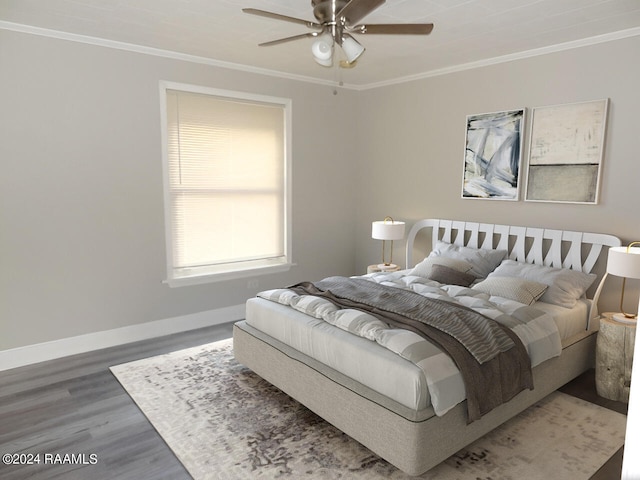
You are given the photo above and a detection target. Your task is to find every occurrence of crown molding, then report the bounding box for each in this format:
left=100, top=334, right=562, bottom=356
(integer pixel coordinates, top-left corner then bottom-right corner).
left=0, top=21, right=346, bottom=89
left=359, top=26, right=640, bottom=90
left=2, top=21, right=639, bottom=91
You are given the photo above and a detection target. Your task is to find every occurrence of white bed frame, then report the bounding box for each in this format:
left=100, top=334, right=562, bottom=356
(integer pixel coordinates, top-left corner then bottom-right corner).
left=234, top=219, right=620, bottom=476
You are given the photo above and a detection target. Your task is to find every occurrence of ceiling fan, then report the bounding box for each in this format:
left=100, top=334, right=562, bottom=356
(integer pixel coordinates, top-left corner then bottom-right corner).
left=243, top=0, right=434, bottom=68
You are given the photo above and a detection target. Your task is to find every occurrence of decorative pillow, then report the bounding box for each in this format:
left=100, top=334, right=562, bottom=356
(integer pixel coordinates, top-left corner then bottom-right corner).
left=409, top=256, right=474, bottom=279
left=429, top=241, right=507, bottom=278
left=473, top=276, right=548, bottom=305
left=490, top=260, right=596, bottom=308
left=428, top=264, right=477, bottom=287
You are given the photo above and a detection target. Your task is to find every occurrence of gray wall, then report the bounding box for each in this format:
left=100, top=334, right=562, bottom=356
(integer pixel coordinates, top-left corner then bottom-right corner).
left=355, top=35, right=640, bottom=312
left=1, top=28, right=638, bottom=353
left=0, top=29, right=358, bottom=351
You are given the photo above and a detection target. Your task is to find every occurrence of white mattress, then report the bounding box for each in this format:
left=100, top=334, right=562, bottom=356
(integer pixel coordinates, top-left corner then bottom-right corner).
left=245, top=294, right=589, bottom=413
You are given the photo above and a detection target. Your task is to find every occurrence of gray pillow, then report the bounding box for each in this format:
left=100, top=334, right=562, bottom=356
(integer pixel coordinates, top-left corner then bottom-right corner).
left=428, top=264, right=476, bottom=287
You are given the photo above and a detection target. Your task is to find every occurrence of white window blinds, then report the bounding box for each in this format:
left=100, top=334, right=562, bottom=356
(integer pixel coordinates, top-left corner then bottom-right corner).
left=163, top=86, right=291, bottom=284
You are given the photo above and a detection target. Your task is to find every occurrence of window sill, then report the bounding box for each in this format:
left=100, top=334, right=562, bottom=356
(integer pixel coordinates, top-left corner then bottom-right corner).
left=164, top=262, right=294, bottom=288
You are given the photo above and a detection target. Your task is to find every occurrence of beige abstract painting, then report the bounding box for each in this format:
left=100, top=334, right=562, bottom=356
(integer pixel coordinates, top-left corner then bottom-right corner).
left=526, top=99, right=608, bottom=204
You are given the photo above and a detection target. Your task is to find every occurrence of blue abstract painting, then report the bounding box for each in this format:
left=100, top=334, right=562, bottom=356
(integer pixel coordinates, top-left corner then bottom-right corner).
left=462, top=109, right=525, bottom=200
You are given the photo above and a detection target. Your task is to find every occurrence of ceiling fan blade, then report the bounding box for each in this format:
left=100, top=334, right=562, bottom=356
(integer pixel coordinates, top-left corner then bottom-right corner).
left=337, top=0, right=386, bottom=26
left=351, top=23, right=434, bottom=35
left=243, top=8, right=321, bottom=29
left=258, top=32, right=320, bottom=47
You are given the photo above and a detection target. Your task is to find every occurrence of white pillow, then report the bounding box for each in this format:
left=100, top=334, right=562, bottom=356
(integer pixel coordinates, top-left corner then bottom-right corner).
left=409, top=256, right=474, bottom=279
left=473, top=276, right=548, bottom=306
left=429, top=241, right=507, bottom=278
left=490, top=260, right=596, bottom=308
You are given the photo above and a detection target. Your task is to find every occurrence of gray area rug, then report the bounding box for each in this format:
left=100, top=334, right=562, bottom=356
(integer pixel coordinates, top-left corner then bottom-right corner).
left=111, top=338, right=626, bottom=479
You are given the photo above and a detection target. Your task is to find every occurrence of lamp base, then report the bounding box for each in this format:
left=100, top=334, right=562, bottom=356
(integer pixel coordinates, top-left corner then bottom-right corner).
left=612, top=313, right=638, bottom=325
left=377, top=263, right=399, bottom=271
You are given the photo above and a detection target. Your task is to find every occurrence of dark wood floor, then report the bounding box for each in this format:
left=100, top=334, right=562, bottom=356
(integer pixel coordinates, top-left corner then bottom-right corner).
left=0, top=322, right=628, bottom=479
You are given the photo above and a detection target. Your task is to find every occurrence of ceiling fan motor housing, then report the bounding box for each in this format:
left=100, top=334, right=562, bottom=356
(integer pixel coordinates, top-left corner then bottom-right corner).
left=312, top=0, right=349, bottom=24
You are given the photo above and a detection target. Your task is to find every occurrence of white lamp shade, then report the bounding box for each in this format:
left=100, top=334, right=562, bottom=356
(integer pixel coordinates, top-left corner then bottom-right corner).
left=607, top=246, right=640, bottom=279
left=341, top=34, right=365, bottom=63
left=311, top=37, right=333, bottom=67
left=372, top=220, right=405, bottom=240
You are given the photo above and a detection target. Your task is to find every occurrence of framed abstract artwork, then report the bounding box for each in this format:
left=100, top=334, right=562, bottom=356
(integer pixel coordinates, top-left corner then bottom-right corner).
left=525, top=99, right=609, bottom=204
left=462, top=109, right=525, bottom=200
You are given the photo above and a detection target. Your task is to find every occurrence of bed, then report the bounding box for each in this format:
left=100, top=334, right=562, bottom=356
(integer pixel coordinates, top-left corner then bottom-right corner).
left=233, top=219, right=621, bottom=476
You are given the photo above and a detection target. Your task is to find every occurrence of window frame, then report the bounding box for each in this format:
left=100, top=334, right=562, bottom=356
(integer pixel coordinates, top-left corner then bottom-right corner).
left=159, top=81, right=293, bottom=287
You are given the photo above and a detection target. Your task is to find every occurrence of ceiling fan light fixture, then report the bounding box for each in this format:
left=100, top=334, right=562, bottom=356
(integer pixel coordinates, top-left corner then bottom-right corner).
left=340, top=34, right=365, bottom=63
left=244, top=2, right=434, bottom=70
left=311, top=36, right=334, bottom=67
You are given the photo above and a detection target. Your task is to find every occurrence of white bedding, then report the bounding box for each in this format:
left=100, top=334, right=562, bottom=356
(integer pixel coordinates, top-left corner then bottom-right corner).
left=246, top=297, right=431, bottom=411
left=532, top=298, right=590, bottom=339
left=248, top=271, right=588, bottom=416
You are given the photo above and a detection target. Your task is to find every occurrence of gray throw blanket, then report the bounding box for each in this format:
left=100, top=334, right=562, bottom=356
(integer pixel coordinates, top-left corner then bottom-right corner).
left=290, top=276, right=533, bottom=423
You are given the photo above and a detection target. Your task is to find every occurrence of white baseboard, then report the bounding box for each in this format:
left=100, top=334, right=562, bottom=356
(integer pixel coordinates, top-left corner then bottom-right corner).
left=0, top=304, right=245, bottom=372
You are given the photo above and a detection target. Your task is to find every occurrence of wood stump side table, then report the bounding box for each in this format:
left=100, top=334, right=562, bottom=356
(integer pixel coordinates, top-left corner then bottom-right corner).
left=595, top=312, right=636, bottom=402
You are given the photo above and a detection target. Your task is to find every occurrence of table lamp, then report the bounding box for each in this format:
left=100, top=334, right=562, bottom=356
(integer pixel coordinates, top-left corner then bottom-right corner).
left=371, top=216, right=405, bottom=271
left=607, top=242, right=640, bottom=324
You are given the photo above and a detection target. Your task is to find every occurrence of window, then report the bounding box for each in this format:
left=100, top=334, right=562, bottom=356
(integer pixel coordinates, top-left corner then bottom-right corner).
left=160, top=82, right=292, bottom=286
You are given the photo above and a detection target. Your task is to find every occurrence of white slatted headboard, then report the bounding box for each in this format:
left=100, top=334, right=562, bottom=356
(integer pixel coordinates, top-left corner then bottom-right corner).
left=406, top=219, right=621, bottom=327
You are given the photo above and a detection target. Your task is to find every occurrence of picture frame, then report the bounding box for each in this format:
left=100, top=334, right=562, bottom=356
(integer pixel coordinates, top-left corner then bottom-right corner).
left=525, top=99, right=609, bottom=204
left=462, top=108, right=525, bottom=201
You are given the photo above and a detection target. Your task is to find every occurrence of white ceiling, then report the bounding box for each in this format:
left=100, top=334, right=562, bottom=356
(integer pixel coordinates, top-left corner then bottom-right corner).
left=1, top=0, right=639, bottom=88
